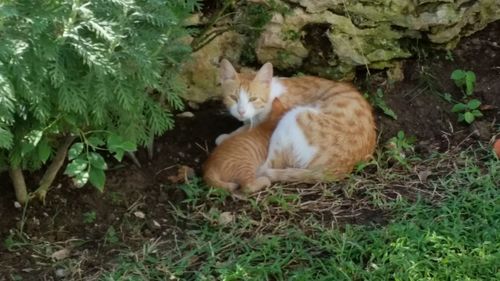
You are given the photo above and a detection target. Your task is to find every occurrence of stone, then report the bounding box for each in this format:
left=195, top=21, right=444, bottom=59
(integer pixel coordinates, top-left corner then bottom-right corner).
left=179, top=31, right=244, bottom=103
left=255, top=10, right=309, bottom=69
left=176, top=111, right=195, bottom=118
left=179, top=0, right=500, bottom=101
left=253, top=0, right=500, bottom=78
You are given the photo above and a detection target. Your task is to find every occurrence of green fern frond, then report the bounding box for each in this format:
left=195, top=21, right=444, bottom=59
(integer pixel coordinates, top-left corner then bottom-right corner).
left=1, top=0, right=196, bottom=170
left=85, top=19, right=119, bottom=43
left=0, top=127, right=14, bottom=149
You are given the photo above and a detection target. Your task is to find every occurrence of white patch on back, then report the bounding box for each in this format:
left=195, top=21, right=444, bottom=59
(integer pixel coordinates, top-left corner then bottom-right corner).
left=270, top=78, right=285, bottom=99
left=249, top=78, right=286, bottom=124
left=266, top=106, right=319, bottom=168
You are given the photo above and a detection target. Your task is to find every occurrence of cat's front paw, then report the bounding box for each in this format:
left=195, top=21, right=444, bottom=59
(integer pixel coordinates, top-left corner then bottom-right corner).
left=215, top=134, right=229, bottom=145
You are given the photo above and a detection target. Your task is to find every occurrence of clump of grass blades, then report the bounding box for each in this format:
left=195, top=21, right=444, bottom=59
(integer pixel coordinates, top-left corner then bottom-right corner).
left=101, top=146, right=499, bottom=281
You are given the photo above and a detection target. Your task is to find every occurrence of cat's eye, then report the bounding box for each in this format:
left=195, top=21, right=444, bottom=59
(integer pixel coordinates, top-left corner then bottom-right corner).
left=230, top=94, right=238, bottom=100
left=249, top=97, right=259, bottom=102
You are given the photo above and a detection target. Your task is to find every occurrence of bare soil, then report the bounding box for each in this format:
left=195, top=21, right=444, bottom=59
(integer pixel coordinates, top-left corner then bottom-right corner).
left=0, top=21, right=499, bottom=281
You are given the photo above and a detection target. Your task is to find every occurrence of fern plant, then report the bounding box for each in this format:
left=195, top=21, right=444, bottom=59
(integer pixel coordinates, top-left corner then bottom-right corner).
left=0, top=0, right=199, bottom=203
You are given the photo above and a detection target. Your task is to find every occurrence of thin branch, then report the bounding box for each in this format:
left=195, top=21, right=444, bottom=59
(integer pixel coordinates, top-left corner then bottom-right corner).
left=192, top=27, right=233, bottom=52
left=9, top=167, right=28, bottom=205
left=33, top=135, right=76, bottom=203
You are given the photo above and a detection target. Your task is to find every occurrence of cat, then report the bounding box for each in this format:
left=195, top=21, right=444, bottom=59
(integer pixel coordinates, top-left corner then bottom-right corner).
left=218, top=59, right=376, bottom=183
left=203, top=98, right=287, bottom=193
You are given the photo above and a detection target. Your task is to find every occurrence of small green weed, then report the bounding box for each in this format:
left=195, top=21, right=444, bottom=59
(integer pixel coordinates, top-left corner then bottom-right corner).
left=385, top=131, right=417, bottom=168
left=104, top=226, right=119, bottom=245
left=3, top=232, right=29, bottom=252
left=109, top=191, right=125, bottom=205
left=177, top=177, right=207, bottom=206
left=83, top=211, right=97, bottom=224
left=449, top=69, right=482, bottom=124
left=451, top=69, right=476, bottom=96
left=365, top=88, right=397, bottom=120
left=445, top=50, right=454, bottom=61
left=263, top=188, right=300, bottom=213
left=282, top=29, right=301, bottom=41
left=451, top=99, right=483, bottom=124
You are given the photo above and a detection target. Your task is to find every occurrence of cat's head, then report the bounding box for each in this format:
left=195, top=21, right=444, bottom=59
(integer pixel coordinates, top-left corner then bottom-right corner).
left=219, top=59, right=273, bottom=122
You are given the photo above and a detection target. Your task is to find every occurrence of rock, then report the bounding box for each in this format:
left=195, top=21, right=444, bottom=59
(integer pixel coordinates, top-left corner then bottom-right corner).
left=179, top=0, right=500, bottom=101
left=255, top=11, right=309, bottom=69
left=183, top=13, right=201, bottom=26
left=179, top=31, right=244, bottom=103
left=253, top=0, right=500, bottom=79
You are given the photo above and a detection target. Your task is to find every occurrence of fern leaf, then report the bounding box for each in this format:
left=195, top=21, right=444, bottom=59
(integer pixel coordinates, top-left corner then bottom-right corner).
left=0, top=126, right=13, bottom=149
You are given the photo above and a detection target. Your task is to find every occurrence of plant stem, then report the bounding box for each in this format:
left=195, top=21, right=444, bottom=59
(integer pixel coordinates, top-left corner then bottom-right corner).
left=9, top=167, right=28, bottom=205
left=147, top=133, right=155, bottom=160
left=191, top=0, right=233, bottom=51
left=33, top=135, right=76, bottom=203
left=127, top=152, right=142, bottom=168
left=192, top=27, right=233, bottom=52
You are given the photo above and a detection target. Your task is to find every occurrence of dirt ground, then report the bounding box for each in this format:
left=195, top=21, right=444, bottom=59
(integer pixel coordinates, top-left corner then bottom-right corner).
left=0, top=21, right=499, bottom=280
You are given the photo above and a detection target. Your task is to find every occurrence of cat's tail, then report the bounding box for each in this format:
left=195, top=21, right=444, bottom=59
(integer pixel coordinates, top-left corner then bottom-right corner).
left=262, top=168, right=343, bottom=183
left=203, top=172, right=239, bottom=192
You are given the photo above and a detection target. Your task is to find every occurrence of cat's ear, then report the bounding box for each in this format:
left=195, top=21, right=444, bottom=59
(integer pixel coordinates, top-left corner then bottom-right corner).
left=254, top=62, right=273, bottom=84
left=219, top=59, right=238, bottom=84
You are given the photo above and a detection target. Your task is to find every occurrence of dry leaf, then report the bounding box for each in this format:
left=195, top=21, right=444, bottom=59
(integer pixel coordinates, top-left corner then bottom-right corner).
left=480, top=104, right=497, bottom=111
left=21, top=268, right=35, bottom=273
left=417, top=170, right=432, bottom=183
left=51, top=248, right=70, bottom=261
left=168, top=165, right=195, bottom=183
left=218, top=212, right=234, bottom=226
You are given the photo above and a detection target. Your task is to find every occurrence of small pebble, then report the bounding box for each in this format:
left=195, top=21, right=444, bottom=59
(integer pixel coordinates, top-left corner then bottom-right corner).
left=177, top=111, right=195, bottom=118
left=134, top=211, right=146, bottom=219
left=152, top=220, right=161, bottom=229
left=55, top=268, right=66, bottom=278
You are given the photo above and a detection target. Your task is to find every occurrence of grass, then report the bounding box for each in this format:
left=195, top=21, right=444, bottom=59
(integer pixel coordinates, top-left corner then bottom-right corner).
left=99, top=146, right=499, bottom=281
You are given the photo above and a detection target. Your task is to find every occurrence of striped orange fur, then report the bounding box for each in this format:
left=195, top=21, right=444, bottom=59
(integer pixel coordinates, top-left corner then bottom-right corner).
left=203, top=98, right=287, bottom=193
left=218, top=60, right=377, bottom=186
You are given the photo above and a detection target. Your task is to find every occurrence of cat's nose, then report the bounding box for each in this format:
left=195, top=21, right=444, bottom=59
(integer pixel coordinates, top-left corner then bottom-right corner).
left=238, top=109, right=246, bottom=116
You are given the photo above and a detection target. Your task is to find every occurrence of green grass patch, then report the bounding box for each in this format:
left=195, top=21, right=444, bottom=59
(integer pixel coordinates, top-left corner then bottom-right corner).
left=101, top=149, right=499, bottom=281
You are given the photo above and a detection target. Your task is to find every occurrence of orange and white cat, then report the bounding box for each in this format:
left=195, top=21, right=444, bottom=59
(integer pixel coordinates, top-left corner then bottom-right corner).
left=203, top=98, right=287, bottom=193
left=218, top=59, right=376, bottom=184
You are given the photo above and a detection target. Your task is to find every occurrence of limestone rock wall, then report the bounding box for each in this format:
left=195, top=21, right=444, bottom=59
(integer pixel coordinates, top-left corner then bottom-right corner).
left=180, top=0, right=500, bottom=102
